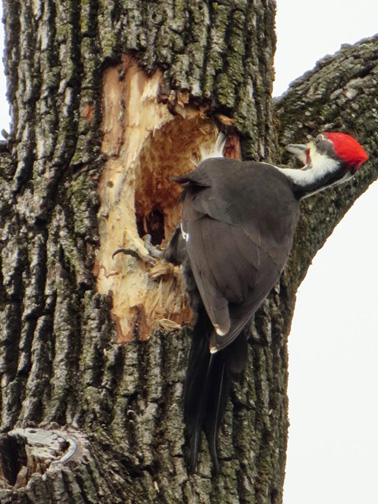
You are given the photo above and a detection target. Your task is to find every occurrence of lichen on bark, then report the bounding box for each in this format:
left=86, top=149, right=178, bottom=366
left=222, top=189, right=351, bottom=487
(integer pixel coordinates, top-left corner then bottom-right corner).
left=0, top=0, right=377, bottom=502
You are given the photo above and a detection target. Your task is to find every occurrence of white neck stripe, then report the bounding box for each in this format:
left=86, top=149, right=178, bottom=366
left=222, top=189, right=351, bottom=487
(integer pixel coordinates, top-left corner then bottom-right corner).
left=277, top=154, right=339, bottom=188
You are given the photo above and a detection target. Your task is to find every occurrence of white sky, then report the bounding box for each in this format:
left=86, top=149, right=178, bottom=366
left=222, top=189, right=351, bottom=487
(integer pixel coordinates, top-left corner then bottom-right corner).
left=0, top=2, right=377, bottom=503
left=275, top=1, right=378, bottom=503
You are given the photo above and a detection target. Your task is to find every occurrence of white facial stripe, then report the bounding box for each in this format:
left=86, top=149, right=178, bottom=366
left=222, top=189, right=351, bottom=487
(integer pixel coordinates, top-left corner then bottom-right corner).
left=277, top=144, right=340, bottom=189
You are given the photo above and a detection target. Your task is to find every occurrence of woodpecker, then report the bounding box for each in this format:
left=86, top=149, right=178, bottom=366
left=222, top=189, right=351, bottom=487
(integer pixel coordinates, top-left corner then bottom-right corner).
left=164, top=132, right=368, bottom=473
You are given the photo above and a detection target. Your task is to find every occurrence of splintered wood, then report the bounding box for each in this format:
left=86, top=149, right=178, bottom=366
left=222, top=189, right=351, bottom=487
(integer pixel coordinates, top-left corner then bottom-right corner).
left=96, top=55, right=219, bottom=342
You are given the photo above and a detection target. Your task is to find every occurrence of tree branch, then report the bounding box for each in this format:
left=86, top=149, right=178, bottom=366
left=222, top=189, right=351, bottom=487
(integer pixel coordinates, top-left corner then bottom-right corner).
left=275, top=35, right=378, bottom=286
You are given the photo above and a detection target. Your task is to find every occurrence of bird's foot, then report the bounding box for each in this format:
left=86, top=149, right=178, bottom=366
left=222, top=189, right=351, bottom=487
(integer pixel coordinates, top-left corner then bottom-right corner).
left=143, top=234, right=164, bottom=260
left=112, top=235, right=163, bottom=266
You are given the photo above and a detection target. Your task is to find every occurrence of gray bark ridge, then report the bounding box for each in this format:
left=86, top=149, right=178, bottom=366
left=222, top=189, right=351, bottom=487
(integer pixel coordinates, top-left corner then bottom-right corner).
left=275, top=35, right=378, bottom=288
left=0, top=0, right=376, bottom=501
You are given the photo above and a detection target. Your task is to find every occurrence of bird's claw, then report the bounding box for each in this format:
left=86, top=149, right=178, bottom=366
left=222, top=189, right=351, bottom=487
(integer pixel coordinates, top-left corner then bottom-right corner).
left=143, top=234, right=164, bottom=260
left=112, top=248, right=143, bottom=260
left=112, top=235, right=163, bottom=266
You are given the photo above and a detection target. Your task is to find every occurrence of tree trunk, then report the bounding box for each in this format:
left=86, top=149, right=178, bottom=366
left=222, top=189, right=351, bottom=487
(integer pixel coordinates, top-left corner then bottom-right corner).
left=0, top=0, right=376, bottom=502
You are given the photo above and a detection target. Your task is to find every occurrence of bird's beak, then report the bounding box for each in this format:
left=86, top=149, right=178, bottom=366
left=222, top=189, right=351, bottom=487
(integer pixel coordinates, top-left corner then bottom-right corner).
left=286, top=143, right=309, bottom=166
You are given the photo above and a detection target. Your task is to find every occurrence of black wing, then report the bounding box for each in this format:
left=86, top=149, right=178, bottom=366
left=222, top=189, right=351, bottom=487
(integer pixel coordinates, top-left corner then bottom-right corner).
left=175, top=158, right=299, bottom=352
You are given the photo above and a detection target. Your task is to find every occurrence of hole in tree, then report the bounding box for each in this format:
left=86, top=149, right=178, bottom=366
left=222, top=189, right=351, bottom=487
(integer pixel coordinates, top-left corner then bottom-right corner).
left=134, top=116, right=220, bottom=254
left=136, top=207, right=165, bottom=246
left=0, top=434, right=27, bottom=486
left=97, top=58, right=222, bottom=342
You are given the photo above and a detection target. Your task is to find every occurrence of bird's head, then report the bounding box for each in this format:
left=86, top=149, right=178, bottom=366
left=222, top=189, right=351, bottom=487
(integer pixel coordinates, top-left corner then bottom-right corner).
left=286, top=132, right=369, bottom=197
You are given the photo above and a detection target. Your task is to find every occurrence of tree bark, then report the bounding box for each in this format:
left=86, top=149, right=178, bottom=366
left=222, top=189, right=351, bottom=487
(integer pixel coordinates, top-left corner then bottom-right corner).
left=276, top=36, right=378, bottom=285
left=0, top=0, right=376, bottom=502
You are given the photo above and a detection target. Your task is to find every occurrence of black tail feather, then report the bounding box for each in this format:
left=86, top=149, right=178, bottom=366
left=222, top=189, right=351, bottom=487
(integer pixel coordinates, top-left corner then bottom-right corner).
left=203, top=354, right=228, bottom=474
left=184, top=310, right=248, bottom=473
left=183, top=309, right=212, bottom=472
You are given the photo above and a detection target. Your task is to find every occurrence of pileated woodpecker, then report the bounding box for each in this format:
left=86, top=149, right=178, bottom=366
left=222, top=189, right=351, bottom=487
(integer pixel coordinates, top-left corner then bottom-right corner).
left=164, top=132, right=368, bottom=473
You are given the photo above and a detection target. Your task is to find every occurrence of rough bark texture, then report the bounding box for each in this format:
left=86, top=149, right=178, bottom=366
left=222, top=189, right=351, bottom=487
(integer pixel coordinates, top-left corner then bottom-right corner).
left=0, top=0, right=376, bottom=502
left=276, top=37, right=378, bottom=286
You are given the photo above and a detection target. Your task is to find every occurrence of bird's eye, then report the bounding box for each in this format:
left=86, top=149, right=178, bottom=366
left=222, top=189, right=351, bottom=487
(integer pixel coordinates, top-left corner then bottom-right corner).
left=315, top=134, right=325, bottom=144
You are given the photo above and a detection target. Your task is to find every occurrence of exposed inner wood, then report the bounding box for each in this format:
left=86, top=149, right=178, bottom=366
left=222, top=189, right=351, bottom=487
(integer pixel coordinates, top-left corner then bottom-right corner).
left=96, top=55, right=223, bottom=342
